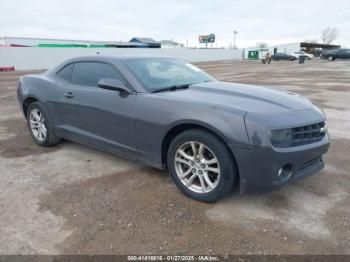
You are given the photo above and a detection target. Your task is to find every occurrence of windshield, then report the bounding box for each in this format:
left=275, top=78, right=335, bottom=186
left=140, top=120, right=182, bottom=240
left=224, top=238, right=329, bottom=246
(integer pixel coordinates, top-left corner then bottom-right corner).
left=125, top=58, right=215, bottom=92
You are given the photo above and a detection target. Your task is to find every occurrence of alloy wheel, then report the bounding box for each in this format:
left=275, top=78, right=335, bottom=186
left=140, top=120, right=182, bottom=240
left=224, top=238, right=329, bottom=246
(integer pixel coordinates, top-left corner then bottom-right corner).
left=29, top=108, right=47, bottom=142
left=174, top=141, right=220, bottom=194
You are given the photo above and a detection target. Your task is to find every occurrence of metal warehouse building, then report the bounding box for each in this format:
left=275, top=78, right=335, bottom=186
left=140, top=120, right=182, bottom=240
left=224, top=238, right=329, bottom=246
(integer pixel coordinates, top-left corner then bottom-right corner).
left=0, top=36, right=160, bottom=48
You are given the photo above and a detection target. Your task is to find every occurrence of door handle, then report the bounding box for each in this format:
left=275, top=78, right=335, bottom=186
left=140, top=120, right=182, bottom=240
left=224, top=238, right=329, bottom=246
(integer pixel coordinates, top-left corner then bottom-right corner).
left=64, top=92, right=74, bottom=99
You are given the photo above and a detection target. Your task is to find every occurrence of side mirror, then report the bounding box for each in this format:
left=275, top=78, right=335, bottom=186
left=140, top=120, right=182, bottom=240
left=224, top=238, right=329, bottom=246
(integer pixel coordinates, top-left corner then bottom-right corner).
left=97, top=78, right=132, bottom=94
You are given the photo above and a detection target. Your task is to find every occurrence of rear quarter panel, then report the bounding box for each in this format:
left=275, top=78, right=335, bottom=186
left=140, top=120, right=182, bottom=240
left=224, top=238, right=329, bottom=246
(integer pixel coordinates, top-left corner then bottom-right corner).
left=20, top=74, right=64, bottom=122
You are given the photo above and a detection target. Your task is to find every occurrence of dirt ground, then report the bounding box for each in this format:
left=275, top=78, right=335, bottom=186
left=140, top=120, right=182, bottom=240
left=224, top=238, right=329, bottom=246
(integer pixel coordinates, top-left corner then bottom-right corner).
left=0, top=59, right=349, bottom=255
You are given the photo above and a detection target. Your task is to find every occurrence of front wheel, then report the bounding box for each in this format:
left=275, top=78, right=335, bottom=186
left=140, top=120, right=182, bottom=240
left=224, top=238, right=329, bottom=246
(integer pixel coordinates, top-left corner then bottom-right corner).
left=328, top=56, right=334, bottom=61
left=167, top=129, right=237, bottom=202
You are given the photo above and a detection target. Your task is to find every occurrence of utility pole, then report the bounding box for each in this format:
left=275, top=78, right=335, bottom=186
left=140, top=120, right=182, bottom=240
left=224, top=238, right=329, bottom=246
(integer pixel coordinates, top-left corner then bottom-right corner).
left=233, top=30, right=238, bottom=49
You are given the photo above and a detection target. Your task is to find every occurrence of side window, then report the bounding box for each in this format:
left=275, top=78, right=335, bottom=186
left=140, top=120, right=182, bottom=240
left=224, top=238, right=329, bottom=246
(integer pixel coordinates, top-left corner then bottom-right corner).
left=56, top=63, right=74, bottom=82
left=71, top=62, right=124, bottom=87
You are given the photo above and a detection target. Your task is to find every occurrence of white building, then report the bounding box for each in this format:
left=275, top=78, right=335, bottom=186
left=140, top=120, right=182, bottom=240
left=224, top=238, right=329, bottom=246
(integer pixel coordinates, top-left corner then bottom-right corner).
left=159, top=40, right=185, bottom=48
left=244, top=42, right=301, bottom=59
left=243, top=42, right=341, bottom=59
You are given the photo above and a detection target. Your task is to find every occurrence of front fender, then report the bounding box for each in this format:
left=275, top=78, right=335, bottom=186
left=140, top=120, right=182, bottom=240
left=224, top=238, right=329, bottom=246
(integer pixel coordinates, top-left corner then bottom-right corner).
left=135, top=94, right=250, bottom=167
left=164, top=109, right=250, bottom=149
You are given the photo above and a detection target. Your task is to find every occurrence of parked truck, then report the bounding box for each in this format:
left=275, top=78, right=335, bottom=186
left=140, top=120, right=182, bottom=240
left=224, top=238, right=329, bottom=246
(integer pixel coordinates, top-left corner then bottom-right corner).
left=321, top=48, right=350, bottom=61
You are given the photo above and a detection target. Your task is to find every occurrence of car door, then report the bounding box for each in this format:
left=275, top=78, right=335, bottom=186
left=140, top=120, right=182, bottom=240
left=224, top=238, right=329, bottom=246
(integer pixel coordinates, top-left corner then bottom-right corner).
left=346, top=49, right=350, bottom=59
left=338, top=49, right=350, bottom=59
left=59, top=61, right=137, bottom=154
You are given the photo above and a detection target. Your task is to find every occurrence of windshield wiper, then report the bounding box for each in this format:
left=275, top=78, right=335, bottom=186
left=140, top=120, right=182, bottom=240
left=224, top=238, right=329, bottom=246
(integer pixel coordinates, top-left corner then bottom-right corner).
left=152, top=84, right=190, bottom=93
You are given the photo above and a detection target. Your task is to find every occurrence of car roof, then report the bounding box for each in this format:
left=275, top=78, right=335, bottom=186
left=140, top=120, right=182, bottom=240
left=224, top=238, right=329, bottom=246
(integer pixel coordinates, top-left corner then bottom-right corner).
left=46, top=54, right=180, bottom=75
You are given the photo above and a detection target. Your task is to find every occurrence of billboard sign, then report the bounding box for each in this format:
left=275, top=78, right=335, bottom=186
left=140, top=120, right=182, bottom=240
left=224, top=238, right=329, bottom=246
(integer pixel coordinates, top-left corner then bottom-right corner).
left=199, top=34, right=215, bottom=44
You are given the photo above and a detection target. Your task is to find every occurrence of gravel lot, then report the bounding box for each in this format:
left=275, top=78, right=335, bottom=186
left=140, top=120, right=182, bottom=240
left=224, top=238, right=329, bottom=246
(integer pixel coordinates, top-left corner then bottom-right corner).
left=0, top=59, right=349, bottom=255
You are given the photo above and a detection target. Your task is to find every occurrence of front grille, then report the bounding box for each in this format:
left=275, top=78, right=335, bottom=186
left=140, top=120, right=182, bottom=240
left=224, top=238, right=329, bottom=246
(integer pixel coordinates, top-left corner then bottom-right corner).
left=291, top=122, right=326, bottom=146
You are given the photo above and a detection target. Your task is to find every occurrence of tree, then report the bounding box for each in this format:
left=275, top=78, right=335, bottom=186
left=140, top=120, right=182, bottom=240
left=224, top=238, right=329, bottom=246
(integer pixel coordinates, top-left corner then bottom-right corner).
left=321, top=27, right=339, bottom=44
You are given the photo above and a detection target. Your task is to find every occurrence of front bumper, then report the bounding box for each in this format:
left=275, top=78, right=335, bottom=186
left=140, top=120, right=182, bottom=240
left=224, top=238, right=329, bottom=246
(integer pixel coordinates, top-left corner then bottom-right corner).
left=230, top=134, right=330, bottom=193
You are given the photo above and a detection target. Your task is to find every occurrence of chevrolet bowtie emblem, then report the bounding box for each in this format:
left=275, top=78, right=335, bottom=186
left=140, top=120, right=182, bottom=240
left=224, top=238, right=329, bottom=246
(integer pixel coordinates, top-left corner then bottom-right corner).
left=320, top=124, right=328, bottom=134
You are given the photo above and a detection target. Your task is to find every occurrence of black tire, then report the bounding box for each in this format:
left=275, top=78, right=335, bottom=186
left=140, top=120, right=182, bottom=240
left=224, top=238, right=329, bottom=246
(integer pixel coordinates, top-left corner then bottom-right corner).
left=167, top=129, right=237, bottom=203
left=26, top=102, right=61, bottom=147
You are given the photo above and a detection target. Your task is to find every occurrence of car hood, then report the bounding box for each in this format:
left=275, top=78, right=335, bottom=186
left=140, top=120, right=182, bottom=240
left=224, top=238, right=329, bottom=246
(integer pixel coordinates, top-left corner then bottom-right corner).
left=157, top=81, right=314, bottom=114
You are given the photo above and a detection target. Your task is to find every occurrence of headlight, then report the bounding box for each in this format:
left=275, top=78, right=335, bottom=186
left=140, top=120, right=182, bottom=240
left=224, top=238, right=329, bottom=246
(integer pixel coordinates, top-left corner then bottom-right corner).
left=268, top=129, right=293, bottom=147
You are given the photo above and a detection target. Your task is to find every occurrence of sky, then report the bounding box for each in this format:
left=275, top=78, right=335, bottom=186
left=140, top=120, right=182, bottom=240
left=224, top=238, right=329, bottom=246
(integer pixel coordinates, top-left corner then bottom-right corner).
left=1, top=0, right=349, bottom=48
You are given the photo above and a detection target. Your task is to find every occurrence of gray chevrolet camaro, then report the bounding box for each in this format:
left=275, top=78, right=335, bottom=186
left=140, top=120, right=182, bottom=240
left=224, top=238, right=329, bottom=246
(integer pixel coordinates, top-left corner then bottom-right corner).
left=17, top=55, right=330, bottom=202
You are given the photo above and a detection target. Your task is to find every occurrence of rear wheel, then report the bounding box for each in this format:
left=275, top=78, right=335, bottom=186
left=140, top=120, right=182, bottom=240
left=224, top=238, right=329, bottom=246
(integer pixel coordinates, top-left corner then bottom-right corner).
left=27, top=102, right=61, bottom=146
left=328, top=56, right=334, bottom=61
left=167, top=129, right=237, bottom=202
